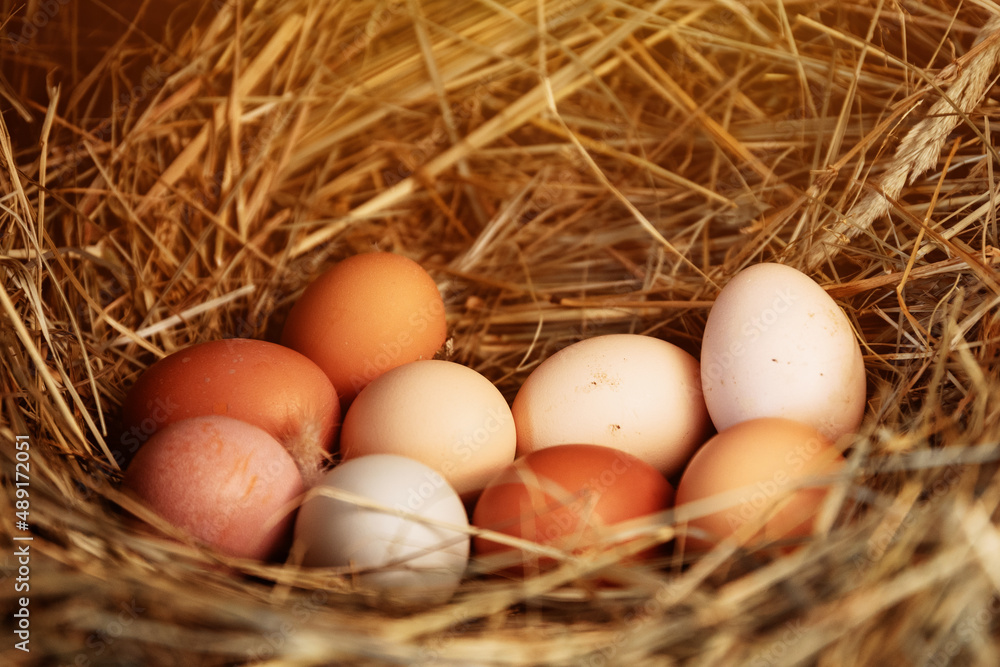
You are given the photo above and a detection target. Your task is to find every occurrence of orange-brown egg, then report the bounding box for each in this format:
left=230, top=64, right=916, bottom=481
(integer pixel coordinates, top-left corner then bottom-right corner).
left=675, top=418, right=845, bottom=552
left=119, top=338, right=339, bottom=480
left=122, top=415, right=304, bottom=561
left=280, top=252, right=447, bottom=406
left=472, top=444, right=674, bottom=574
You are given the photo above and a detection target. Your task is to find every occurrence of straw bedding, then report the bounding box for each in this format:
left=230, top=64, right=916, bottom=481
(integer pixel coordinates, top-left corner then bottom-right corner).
left=3, top=0, right=1000, bottom=664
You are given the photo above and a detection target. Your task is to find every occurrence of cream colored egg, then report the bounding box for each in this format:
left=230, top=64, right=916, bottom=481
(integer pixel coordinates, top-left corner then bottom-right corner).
left=699, top=263, right=866, bottom=443
left=339, top=360, right=516, bottom=500
left=511, top=334, right=710, bottom=477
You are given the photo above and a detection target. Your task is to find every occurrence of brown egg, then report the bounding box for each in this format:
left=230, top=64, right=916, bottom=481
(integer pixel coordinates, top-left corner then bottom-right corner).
left=472, top=445, right=674, bottom=574
left=122, top=416, right=304, bottom=561
left=119, top=338, right=339, bottom=480
left=280, top=252, right=447, bottom=407
left=675, top=418, right=845, bottom=552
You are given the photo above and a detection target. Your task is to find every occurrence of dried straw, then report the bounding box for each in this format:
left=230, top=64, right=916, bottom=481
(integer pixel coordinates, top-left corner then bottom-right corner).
left=3, top=0, right=1000, bottom=665
left=800, top=11, right=1000, bottom=271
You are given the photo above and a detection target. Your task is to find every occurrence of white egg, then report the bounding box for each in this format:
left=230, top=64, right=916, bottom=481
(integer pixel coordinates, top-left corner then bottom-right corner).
left=511, top=334, right=710, bottom=477
left=699, top=263, right=866, bottom=443
left=293, top=455, right=470, bottom=605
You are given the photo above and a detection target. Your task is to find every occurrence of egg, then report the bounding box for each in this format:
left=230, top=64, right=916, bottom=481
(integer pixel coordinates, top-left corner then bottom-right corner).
left=339, top=360, right=516, bottom=500
left=699, top=262, right=866, bottom=443
left=119, top=338, right=339, bottom=480
left=280, top=252, right=448, bottom=406
left=675, top=418, right=845, bottom=552
left=511, top=334, right=710, bottom=477
left=122, top=415, right=304, bottom=560
left=293, top=454, right=470, bottom=605
left=472, top=444, right=674, bottom=574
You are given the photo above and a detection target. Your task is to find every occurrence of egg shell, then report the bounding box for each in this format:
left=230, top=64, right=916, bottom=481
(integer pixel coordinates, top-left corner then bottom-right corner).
left=675, top=417, right=844, bottom=552
left=119, top=338, right=339, bottom=481
left=699, top=262, right=866, bottom=443
left=339, top=360, right=516, bottom=500
left=122, top=415, right=304, bottom=560
left=293, top=454, right=470, bottom=606
left=511, top=334, right=710, bottom=477
left=280, top=252, right=447, bottom=407
left=472, top=444, right=674, bottom=574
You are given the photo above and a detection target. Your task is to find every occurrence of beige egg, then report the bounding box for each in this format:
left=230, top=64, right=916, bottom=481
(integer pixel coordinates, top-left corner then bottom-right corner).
left=511, top=334, right=710, bottom=477
left=699, top=263, right=867, bottom=444
left=339, top=360, right=516, bottom=500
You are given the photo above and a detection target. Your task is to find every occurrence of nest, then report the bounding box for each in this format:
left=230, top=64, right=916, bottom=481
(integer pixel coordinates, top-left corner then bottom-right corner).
left=3, top=0, right=1000, bottom=664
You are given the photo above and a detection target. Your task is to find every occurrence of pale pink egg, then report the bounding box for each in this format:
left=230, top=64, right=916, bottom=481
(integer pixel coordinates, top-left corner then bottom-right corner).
left=700, top=263, right=867, bottom=443
left=123, top=415, right=304, bottom=560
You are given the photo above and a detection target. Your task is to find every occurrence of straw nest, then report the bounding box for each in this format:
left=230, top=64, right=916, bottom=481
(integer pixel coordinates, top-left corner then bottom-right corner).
left=3, top=0, right=1000, bottom=664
